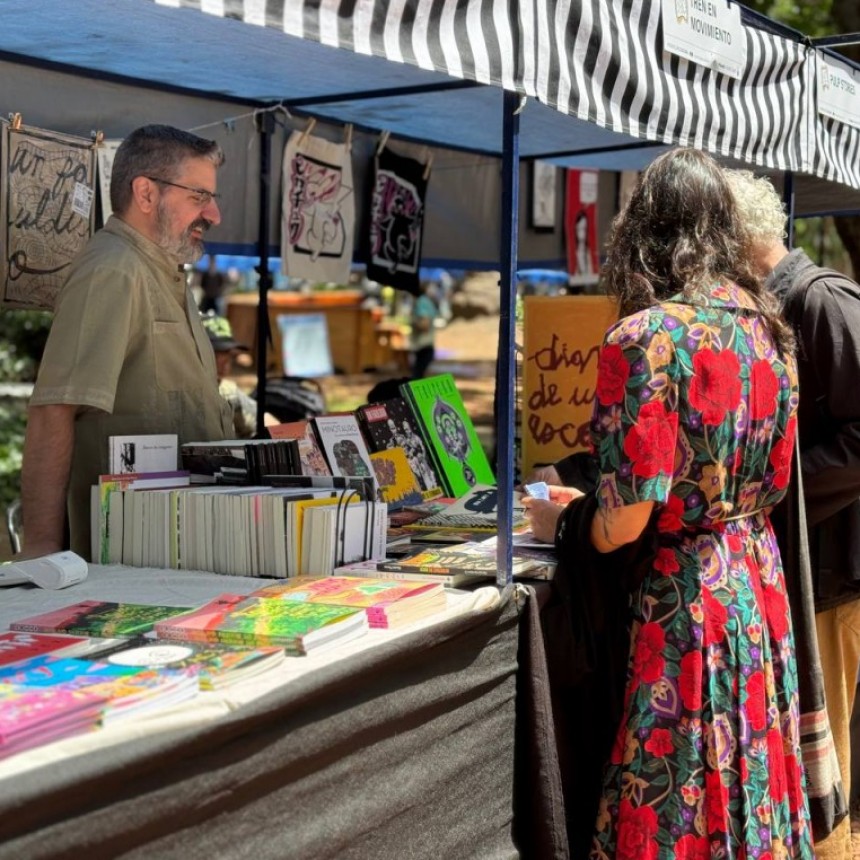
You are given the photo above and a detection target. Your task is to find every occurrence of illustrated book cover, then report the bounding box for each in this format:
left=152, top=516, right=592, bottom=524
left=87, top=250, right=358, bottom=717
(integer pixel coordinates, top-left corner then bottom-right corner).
left=311, top=414, right=376, bottom=486
left=376, top=541, right=552, bottom=580
left=197, top=597, right=368, bottom=655
left=0, top=632, right=133, bottom=667
left=250, top=575, right=445, bottom=628
left=369, top=447, right=423, bottom=511
left=400, top=374, right=496, bottom=497
left=104, top=641, right=285, bottom=690
left=108, top=434, right=178, bottom=475
left=10, top=601, right=194, bottom=638
left=405, top=484, right=526, bottom=531
left=267, top=419, right=332, bottom=477
left=333, top=557, right=485, bottom=588
left=355, top=398, right=442, bottom=497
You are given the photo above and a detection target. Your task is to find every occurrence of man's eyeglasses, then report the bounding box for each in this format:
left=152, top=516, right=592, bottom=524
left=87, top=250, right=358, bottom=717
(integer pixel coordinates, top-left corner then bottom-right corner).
left=144, top=176, right=220, bottom=206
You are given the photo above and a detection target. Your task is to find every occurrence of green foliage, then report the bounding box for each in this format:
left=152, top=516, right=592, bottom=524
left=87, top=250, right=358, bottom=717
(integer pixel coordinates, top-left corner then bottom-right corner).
left=0, top=310, right=52, bottom=382
left=743, top=0, right=833, bottom=37
left=0, top=399, right=27, bottom=512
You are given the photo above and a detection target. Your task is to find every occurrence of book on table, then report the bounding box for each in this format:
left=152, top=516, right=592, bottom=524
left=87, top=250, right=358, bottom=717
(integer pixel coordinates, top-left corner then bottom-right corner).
left=154, top=593, right=369, bottom=655
left=375, top=541, right=555, bottom=581
left=250, top=575, right=446, bottom=629
left=311, top=414, right=377, bottom=490
left=0, top=655, right=201, bottom=725
left=404, top=484, right=526, bottom=531
left=9, top=601, right=194, bottom=638
left=102, top=641, right=286, bottom=690
left=0, top=631, right=135, bottom=667
left=332, top=558, right=486, bottom=589
left=266, top=420, right=332, bottom=477
left=368, top=447, right=424, bottom=511
left=0, top=684, right=106, bottom=760
left=198, top=598, right=368, bottom=655
left=399, top=374, right=496, bottom=498
left=355, top=397, right=442, bottom=498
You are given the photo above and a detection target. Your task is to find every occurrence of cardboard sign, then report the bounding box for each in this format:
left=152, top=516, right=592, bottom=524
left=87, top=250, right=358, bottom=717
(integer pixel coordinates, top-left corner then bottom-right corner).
left=521, top=295, right=617, bottom=475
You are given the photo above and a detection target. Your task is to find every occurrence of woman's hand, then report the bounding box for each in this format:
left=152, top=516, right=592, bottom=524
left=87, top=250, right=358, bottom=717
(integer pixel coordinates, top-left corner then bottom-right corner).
left=521, top=496, right=567, bottom=543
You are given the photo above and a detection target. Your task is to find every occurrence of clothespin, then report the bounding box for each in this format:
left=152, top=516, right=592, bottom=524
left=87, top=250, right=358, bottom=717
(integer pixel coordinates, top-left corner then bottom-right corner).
left=423, top=152, right=434, bottom=181
left=91, top=130, right=104, bottom=147
left=344, top=123, right=353, bottom=151
left=298, top=116, right=317, bottom=145
left=9, top=113, right=22, bottom=131
left=513, top=95, right=527, bottom=115
left=376, top=130, right=391, bottom=157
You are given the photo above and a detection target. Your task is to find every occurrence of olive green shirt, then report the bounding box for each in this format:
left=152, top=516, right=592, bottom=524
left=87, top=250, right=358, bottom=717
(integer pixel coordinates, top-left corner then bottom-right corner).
left=31, top=216, right=232, bottom=558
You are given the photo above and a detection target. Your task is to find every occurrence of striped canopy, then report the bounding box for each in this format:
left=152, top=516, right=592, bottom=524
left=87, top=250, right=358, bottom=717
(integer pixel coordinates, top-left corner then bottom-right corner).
left=147, top=0, right=850, bottom=189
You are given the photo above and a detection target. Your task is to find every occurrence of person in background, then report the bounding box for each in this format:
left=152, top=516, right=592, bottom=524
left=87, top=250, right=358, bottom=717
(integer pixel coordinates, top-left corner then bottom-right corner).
left=410, top=280, right=438, bottom=379
left=726, top=168, right=859, bottom=859
left=22, top=125, right=233, bottom=560
left=199, top=254, right=227, bottom=315
left=523, top=148, right=813, bottom=856
left=201, top=313, right=277, bottom=438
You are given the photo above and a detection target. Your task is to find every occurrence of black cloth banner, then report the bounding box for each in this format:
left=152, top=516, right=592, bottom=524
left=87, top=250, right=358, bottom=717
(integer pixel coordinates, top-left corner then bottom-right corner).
left=366, top=148, right=428, bottom=295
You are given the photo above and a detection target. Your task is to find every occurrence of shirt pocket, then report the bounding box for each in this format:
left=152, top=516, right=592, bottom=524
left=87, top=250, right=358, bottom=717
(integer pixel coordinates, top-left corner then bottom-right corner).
left=152, top=319, right=189, bottom=392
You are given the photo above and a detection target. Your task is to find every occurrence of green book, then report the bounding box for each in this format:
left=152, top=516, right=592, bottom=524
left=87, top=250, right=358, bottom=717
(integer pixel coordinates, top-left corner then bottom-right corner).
left=209, top=598, right=368, bottom=655
left=400, top=374, right=496, bottom=497
left=10, top=601, right=193, bottom=639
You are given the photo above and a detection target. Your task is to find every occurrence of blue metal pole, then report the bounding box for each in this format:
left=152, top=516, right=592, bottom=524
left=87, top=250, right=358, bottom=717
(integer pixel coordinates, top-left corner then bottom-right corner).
left=496, top=90, right=520, bottom=587
left=783, top=171, right=796, bottom=250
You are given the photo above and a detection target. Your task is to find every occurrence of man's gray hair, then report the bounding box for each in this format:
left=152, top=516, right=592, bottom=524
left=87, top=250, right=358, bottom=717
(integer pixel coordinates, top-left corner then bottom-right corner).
left=724, top=169, right=787, bottom=247
left=110, top=125, right=224, bottom=215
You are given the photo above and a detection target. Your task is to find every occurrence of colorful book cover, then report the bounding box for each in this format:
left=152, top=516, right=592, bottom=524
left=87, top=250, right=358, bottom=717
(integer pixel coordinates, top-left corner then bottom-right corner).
left=268, top=420, right=332, bottom=477
left=376, top=542, right=545, bottom=578
left=0, top=686, right=105, bottom=750
left=153, top=594, right=249, bottom=643
left=0, top=632, right=89, bottom=667
left=333, top=558, right=483, bottom=588
left=400, top=374, right=496, bottom=497
left=356, top=398, right=441, bottom=496
left=210, top=598, right=367, bottom=654
left=10, top=601, right=194, bottom=638
left=311, top=414, right=376, bottom=484
left=104, top=642, right=285, bottom=690
left=369, top=448, right=423, bottom=511
left=0, top=655, right=143, bottom=687
left=405, top=484, right=525, bottom=530
left=251, top=575, right=445, bottom=628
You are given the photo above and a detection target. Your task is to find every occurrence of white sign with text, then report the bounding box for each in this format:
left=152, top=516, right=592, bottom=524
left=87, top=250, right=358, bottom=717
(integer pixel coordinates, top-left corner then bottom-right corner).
left=817, top=53, right=860, bottom=130
left=661, top=0, right=747, bottom=79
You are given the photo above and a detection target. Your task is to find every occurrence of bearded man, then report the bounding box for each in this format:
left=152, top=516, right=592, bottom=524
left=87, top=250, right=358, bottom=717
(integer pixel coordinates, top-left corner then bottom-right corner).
left=22, top=125, right=232, bottom=560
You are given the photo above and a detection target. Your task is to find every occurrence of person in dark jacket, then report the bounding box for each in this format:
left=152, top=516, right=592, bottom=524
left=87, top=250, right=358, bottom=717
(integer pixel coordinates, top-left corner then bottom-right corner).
left=727, top=169, right=859, bottom=860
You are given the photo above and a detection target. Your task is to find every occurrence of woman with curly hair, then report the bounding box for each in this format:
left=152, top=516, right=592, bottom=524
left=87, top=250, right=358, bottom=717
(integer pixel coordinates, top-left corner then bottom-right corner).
left=524, top=147, right=813, bottom=857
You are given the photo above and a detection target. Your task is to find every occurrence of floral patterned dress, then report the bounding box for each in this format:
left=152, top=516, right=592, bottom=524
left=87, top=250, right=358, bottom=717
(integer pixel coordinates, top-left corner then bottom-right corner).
left=588, top=283, right=813, bottom=859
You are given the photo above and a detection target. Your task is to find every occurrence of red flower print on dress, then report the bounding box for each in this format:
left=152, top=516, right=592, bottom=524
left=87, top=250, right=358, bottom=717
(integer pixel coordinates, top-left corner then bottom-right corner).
left=657, top=494, right=686, bottom=532
left=769, top=418, right=796, bottom=490
left=644, top=727, right=674, bottom=757
left=749, top=359, right=779, bottom=421
left=705, top=768, right=729, bottom=833
left=702, top=589, right=728, bottom=647
left=633, top=622, right=666, bottom=684
left=623, top=401, right=678, bottom=479
left=675, top=833, right=710, bottom=860
left=767, top=728, right=788, bottom=803
left=762, top=583, right=789, bottom=642
left=689, top=348, right=742, bottom=425
left=679, top=650, right=702, bottom=711
left=745, top=670, right=768, bottom=732
left=597, top=343, right=631, bottom=405
left=784, top=750, right=804, bottom=814
left=616, top=799, right=659, bottom=860
left=654, top=547, right=680, bottom=576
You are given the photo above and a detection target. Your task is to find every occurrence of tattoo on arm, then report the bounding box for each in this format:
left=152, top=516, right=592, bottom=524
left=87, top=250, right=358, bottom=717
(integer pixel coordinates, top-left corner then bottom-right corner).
left=599, top=507, right=625, bottom=548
